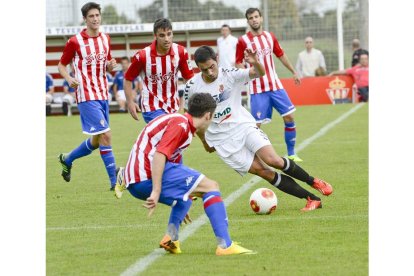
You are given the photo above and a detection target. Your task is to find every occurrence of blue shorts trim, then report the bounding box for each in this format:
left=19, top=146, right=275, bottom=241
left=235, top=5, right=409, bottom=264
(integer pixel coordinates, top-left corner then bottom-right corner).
left=250, top=90, right=296, bottom=123
left=77, top=100, right=110, bottom=135
left=142, top=109, right=168, bottom=124
left=127, top=162, right=204, bottom=206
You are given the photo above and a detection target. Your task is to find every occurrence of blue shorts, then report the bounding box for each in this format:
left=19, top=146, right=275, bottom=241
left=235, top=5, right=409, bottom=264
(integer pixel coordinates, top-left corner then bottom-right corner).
left=250, top=89, right=296, bottom=124
left=142, top=109, right=168, bottom=124
left=127, top=162, right=204, bottom=206
left=77, top=100, right=110, bottom=135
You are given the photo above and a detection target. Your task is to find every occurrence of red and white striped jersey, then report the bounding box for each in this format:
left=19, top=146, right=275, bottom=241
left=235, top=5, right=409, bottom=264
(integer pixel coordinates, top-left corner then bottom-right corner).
left=125, top=40, right=194, bottom=114
left=235, top=31, right=285, bottom=94
left=60, top=29, right=112, bottom=103
left=124, top=113, right=196, bottom=185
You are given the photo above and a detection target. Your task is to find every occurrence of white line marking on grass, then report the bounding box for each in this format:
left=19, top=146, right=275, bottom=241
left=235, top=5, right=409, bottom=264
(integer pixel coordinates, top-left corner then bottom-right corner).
left=120, top=104, right=365, bottom=276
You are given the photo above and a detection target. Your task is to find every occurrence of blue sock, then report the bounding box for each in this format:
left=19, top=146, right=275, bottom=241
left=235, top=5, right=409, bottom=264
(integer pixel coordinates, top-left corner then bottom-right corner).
left=65, top=138, right=96, bottom=166
left=167, top=199, right=193, bottom=240
left=202, top=191, right=232, bottom=248
left=99, top=145, right=117, bottom=187
left=284, top=121, right=296, bottom=156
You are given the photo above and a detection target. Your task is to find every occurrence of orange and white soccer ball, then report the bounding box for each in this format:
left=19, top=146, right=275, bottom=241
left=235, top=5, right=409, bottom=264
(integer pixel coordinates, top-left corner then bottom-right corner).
left=249, top=188, right=278, bottom=215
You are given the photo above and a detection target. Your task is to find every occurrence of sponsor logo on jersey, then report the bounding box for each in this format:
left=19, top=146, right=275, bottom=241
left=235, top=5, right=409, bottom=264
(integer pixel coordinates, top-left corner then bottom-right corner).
left=85, top=51, right=107, bottom=65
left=214, top=107, right=231, bottom=119
left=148, top=71, right=175, bottom=84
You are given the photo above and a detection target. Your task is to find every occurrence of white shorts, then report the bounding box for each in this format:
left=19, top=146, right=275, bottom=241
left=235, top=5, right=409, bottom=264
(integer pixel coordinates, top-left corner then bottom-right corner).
left=214, top=126, right=271, bottom=175
left=46, top=94, right=53, bottom=104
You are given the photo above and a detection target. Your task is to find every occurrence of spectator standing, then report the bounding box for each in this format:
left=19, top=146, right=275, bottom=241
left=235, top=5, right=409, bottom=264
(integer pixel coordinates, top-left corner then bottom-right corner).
left=216, top=24, right=238, bottom=69
left=330, top=53, right=369, bottom=102
left=295, top=36, right=326, bottom=78
left=113, top=56, right=139, bottom=112
left=351, top=38, right=369, bottom=67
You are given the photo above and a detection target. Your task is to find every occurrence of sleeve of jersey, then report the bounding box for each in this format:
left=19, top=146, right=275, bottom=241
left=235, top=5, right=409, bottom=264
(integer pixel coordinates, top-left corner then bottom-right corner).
left=125, top=51, right=144, bottom=81
left=156, top=119, right=188, bottom=159
left=183, top=79, right=194, bottom=110
left=60, top=38, right=77, bottom=65
left=232, top=68, right=251, bottom=83
left=178, top=47, right=194, bottom=80
left=271, top=33, right=285, bottom=58
left=235, top=38, right=246, bottom=64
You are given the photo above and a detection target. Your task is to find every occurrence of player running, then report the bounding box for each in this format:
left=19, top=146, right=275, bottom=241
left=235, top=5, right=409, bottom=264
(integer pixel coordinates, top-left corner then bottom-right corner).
left=115, top=93, right=255, bottom=255
left=57, top=2, right=119, bottom=190
left=236, top=7, right=303, bottom=162
left=184, top=46, right=333, bottom=212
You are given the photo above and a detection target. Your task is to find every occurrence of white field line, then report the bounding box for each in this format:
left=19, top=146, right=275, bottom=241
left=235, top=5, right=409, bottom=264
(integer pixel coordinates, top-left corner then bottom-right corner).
left=120, top=103, right=365, bottom=276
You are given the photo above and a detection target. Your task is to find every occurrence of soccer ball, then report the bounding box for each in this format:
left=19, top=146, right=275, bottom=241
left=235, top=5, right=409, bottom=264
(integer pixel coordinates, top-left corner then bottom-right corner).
left=249, top=188, right=278, bottom=215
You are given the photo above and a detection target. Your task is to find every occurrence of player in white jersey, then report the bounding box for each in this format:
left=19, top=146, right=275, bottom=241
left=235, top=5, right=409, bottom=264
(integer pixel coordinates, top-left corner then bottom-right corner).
left=236, top=7, right=303, bottom=162
left=184, top=46, right=333, bottom=212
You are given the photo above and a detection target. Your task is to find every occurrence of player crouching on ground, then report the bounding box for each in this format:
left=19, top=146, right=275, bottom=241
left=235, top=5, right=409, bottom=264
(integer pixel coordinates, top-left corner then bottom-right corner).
left=115, top=93, right=256, bottom=255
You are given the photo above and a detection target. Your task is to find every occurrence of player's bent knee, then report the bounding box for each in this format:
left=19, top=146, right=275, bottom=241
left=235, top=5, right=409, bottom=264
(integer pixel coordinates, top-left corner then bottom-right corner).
left=98, top=131, right=112, bottom=146
left=195, top=177, right=220, bottom=193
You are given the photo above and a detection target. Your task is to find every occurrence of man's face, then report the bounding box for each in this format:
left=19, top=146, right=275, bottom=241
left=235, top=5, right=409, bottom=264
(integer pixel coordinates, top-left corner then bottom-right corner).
left=221, top=27, right=230, bottom=38
left=247, top=11, right=262, bottom=31
left=84, top=9, right=101, bottom=31
left=197, top=59, right=219, bottom=82
left=121, top=59, right=130, bottom=71
left=359, top=54, right=369, bottom=66
left=155, top=28, right=173, bottom=52
left=305, top=38, right=313, bottom=50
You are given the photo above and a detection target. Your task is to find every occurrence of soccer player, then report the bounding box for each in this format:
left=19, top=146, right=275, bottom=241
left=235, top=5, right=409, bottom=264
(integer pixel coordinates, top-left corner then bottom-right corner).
left=184, top=46, right=333, bottom=212
left=57, top=2, right=119, bottom=190
left=235, top=7, right=303, bottom=162
left=124, top=18, right=194, bottom=123
left=116, top=93, right=255, bottom=255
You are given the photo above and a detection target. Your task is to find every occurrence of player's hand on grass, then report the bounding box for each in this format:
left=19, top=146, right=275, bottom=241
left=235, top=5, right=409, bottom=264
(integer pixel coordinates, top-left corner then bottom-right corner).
left=127, top=101, right=141, bottom=121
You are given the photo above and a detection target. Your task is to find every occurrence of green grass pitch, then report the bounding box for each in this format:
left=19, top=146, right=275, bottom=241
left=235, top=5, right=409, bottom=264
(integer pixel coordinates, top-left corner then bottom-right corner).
left=46, top=103, right=368, bottom=275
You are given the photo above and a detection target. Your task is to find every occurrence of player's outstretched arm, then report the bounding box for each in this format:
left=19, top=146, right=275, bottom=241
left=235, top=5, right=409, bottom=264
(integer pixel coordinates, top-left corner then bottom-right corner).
left=244, top=48, right=265, bottom=79
left=124, top=79, right=141, bottom=121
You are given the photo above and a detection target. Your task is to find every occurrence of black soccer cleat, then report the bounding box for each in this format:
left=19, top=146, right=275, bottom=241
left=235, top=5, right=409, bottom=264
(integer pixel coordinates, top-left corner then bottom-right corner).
left=58, top=153, right=72, bottom=182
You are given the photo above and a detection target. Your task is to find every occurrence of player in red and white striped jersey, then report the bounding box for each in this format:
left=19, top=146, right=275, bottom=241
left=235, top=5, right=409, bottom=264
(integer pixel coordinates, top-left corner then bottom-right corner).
left=236, top=8, right=303, bottom=162
left=124, top=18, right=194, bottom=124
left=57, top=2, right=119, bottom=190
left=119, top=93, right=254, bottom=255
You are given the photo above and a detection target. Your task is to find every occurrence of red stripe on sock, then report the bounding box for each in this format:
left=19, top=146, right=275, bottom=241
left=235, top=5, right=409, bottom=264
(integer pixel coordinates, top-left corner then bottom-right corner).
left=100, top=150, right=112, bottom=155
left=203, top=196, right=223, bottom=209
left=285, top=127, right=296, bottom=132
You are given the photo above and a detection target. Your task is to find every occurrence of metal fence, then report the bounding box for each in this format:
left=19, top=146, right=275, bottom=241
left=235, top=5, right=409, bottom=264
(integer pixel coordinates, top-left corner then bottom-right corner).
left=46, top=0, right=368, bottom=76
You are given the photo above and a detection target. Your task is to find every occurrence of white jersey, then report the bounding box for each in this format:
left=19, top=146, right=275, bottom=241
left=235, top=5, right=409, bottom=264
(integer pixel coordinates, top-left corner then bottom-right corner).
left=184, top=67, right=256, bottom=146
left=217, top=34, right=238, bottom=69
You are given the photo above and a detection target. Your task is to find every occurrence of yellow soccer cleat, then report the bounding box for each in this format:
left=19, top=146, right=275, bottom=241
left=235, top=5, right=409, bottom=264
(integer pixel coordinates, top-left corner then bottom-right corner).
left=114, top=167, right=126, bottom=199
left=159, top=234, right=182, bottom=254
left=287, top=154, right=303, bottom=162
left=216, top=242, right=257, bottom=256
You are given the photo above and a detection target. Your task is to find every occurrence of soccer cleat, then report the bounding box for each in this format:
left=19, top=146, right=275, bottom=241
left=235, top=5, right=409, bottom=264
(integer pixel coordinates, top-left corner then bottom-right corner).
left=301, top=196, right=322, bottom=212
left=159, top=234, right=182, bottom=254
left=287, top=155, right=303, bottom=162
left=114, top=167, right=126, bottom=199
left=312, top=178, right=333, bottom=196
left=216, top=242, right=257, bottom=256
left=58, top=153, right=72, bottom=182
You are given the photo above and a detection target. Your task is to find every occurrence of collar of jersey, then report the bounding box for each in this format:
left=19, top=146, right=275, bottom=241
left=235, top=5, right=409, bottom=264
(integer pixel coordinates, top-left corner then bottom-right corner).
left=184, top=113, right=196, bottom=135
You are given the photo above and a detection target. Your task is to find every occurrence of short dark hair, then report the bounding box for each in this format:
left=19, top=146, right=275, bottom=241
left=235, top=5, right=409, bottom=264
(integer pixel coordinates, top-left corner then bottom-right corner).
left=194, top=46, right=217, bottom=65
left=221, top=24, right=231, bottom=31
left=81, top=2, right=101, bottom=18
left=153, top=18, right=172, bottom=34
left=245, top=8, right=261, bottom=19
left=121, top=56, right=130, bottom=62
left=187, top=93, right=217, bottom=118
